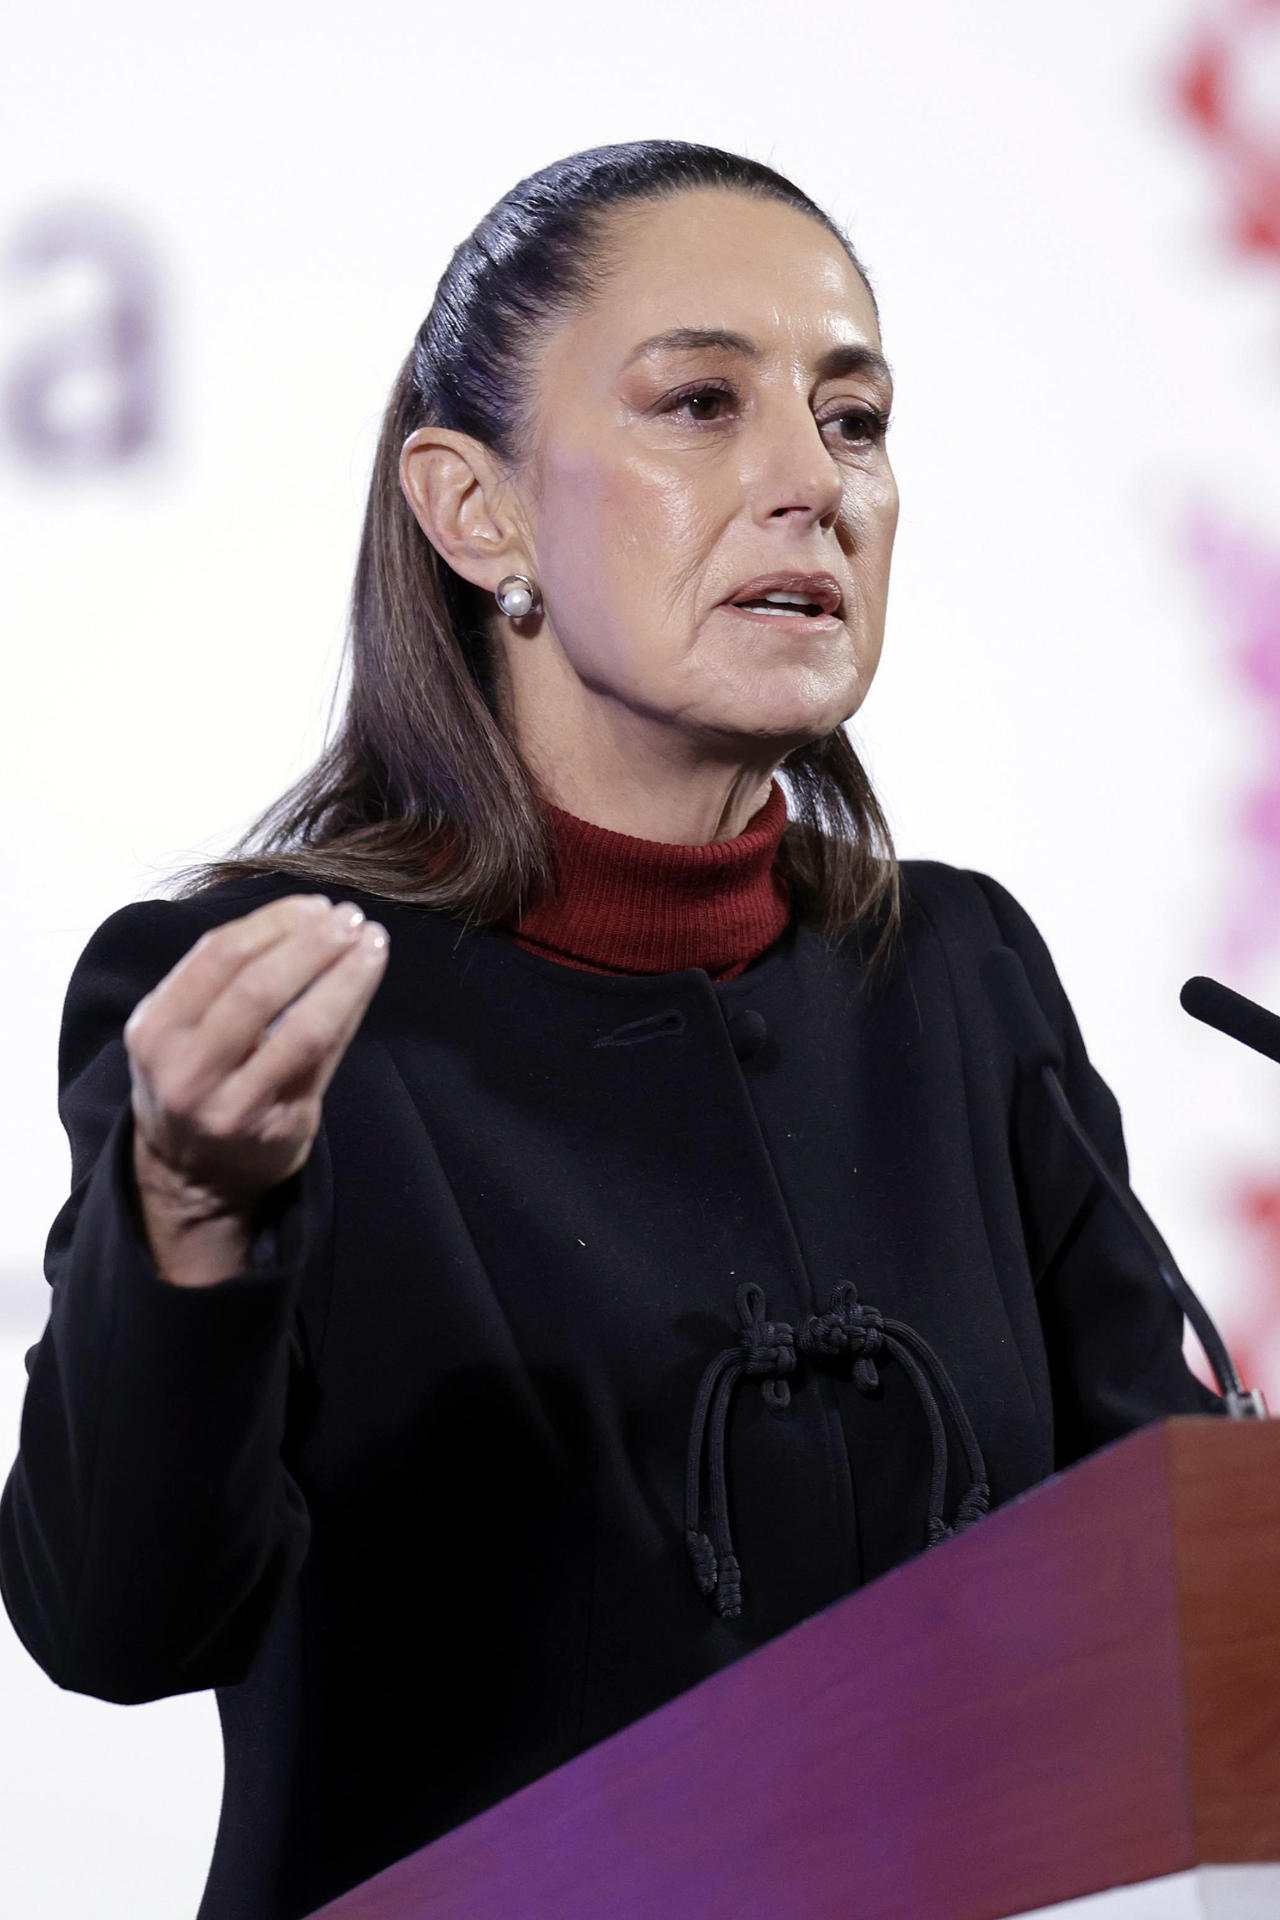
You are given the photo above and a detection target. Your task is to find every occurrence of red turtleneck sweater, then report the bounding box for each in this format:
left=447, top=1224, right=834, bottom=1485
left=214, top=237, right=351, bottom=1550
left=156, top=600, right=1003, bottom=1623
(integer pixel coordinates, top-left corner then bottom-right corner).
left=500, top=778, right=792, bottom=981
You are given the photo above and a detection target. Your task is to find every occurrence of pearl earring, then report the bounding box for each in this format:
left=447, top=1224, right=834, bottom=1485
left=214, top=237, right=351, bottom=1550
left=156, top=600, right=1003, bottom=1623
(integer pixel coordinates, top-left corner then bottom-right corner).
left=495, top=573, right=539, bottom=619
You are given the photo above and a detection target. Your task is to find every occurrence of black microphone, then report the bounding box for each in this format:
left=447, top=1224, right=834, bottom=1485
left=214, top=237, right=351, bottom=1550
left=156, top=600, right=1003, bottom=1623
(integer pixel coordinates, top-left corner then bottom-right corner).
left=979, top=946, right=1266, bottom=1419
left=1180, top=975, right=1280, bottom=1068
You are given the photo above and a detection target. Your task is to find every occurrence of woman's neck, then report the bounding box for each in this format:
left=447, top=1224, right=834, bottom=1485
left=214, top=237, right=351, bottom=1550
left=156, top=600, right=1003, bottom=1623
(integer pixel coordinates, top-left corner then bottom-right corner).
left=528, top=765, right=778, bottom=845
left=498, top=670, right=782, bottom=842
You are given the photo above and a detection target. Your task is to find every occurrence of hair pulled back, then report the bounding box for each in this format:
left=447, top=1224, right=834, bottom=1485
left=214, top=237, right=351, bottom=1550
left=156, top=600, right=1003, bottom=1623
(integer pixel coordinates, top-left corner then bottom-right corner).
left=174, top=138, right=902, bottom=970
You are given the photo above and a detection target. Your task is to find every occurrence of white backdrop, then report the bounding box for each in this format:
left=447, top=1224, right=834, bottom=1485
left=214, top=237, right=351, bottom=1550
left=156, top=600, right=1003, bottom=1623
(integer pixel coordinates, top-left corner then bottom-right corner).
left=3, top=0, right=1279, bottom=1912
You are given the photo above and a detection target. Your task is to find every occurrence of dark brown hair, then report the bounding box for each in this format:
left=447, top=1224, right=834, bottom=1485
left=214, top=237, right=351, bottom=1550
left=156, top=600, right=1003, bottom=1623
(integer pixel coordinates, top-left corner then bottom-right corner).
left=172, top=139, right=903, bottom=973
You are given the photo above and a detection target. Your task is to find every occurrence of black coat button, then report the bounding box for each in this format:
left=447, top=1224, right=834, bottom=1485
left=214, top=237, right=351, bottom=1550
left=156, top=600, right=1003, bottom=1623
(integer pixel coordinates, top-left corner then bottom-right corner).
left=727, top=1008, right=769, bottom=1061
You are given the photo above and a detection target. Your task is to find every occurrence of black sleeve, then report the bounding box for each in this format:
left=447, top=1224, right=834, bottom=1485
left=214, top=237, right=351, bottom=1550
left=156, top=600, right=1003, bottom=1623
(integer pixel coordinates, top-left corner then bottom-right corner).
left=0, top=889, right=329, bottom=1704
left=966, top=869, right=1225, bottom=1468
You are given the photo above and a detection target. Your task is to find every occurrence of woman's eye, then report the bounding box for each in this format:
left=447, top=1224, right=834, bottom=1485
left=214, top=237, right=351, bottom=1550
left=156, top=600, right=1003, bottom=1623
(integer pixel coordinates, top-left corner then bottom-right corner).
left=664, top=386, right=889, bottom=445
left=824, top=408, right=891, bottom=446
left=667, top=384, right=735, bottom=422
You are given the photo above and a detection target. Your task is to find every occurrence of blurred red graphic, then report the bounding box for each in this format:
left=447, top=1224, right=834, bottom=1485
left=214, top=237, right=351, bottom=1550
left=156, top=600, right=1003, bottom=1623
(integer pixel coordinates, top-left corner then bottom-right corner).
left=1171, top=2, right=1280, bottom=1405
left=1174, top=0, right=1280, bottom=263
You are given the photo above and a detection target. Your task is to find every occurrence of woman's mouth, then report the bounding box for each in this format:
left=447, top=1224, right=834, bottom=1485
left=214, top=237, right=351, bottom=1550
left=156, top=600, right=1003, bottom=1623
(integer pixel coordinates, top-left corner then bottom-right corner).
left=721, top=599, right=842, bottom=632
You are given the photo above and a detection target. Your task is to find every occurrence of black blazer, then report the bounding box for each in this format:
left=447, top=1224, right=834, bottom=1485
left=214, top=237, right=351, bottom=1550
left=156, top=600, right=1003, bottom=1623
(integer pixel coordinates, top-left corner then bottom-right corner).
left=0, top=859, right=1222, bottom=1919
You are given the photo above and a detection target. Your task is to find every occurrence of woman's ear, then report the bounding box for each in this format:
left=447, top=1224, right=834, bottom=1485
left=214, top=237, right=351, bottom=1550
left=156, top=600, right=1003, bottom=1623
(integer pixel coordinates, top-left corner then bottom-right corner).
left=398, top=426, right=529, bottom=593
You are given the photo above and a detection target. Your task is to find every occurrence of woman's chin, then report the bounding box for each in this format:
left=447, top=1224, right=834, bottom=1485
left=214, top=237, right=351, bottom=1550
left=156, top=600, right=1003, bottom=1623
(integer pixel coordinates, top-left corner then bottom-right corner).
left=708, top=682, right=866, bottom=745
left=697, top=709, right=859, bottom=755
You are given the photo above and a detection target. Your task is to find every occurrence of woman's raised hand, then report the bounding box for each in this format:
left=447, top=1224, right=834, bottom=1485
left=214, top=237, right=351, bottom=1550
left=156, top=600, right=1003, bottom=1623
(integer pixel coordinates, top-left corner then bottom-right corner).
left=124, top=893, right=389, bottom=1288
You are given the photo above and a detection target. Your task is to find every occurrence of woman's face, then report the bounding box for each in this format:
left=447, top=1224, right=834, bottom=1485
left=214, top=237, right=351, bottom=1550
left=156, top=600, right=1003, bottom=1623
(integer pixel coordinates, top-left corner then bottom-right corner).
left=507, top=188, right=898, bottom=761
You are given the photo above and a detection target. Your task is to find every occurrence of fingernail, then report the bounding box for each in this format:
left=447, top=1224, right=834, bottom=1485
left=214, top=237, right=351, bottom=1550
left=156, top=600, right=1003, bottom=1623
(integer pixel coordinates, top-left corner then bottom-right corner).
left=335, top=902, right=366, bottom=933
left=364, top=922, right=388, bottom=952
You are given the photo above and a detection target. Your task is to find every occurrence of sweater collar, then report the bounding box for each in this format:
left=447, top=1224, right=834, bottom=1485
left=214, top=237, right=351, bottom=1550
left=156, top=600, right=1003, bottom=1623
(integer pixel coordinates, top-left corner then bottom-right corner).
left=501, top=778, right=792, bottom=981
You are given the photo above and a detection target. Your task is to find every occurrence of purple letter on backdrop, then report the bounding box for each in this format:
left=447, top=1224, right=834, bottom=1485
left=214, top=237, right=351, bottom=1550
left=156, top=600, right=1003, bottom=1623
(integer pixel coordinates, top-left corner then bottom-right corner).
left=3, top=203, right=161, bottom=473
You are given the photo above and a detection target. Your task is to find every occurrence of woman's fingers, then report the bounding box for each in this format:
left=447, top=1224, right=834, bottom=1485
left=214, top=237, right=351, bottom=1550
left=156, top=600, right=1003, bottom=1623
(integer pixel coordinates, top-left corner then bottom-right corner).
left=128, top=893, right=333, bottom=1043
left=124, top=891, right=391, bottom=1223
left=205, top=921, right=389, bottom=1124
left=191, top=900, right=370, bottom=1079
left=131, top=897, right=367, bottom=1106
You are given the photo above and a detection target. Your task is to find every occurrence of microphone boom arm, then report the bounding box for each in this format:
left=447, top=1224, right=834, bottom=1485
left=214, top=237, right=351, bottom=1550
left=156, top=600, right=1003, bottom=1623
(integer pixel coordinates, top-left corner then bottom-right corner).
left=1037, top=1065, right=1266, bottom=1420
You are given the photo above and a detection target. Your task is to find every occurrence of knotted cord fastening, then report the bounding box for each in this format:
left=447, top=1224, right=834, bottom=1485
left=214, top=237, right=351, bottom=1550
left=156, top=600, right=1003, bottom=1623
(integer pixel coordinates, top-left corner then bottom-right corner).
left=683, top=1283, right=796, bottom=1620
left=684, top=1279, right=991, bottom=1618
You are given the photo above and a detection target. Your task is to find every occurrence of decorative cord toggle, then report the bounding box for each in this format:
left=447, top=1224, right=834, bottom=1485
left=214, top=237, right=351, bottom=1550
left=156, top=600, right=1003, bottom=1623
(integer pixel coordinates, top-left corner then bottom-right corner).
left=684, top=1279, right=990, bottom=1618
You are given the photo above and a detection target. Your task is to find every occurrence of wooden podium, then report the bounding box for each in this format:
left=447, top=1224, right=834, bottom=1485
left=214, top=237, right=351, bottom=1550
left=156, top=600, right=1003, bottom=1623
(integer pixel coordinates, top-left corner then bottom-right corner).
left=307, top=1418, right=1280, bottom=1919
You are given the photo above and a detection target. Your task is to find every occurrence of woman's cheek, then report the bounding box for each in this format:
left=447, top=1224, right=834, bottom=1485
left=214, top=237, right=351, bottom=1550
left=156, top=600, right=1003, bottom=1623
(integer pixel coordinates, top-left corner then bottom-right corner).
left=873, top=464, right=900, bottom=543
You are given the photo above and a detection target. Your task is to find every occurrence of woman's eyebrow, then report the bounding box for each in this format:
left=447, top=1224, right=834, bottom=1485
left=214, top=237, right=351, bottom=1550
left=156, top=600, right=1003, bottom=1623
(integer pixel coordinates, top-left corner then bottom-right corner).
left=622, top=327, right=894, bottom=392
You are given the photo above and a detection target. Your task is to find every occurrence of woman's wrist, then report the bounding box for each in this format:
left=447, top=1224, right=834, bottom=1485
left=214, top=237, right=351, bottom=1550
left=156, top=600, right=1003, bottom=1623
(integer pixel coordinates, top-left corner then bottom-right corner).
left=131, top=1132, right=260, bottom=1289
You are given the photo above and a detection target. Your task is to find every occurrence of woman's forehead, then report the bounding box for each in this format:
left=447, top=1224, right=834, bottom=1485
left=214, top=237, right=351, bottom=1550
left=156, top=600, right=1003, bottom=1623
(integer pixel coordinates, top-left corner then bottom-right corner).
left=547, top=196, right=883, bottom=384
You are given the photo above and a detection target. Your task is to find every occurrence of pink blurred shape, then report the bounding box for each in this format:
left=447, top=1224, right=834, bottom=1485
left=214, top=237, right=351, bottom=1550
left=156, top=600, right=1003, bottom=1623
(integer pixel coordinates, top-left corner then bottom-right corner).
left=1182, top=498, right=1280, bottom=977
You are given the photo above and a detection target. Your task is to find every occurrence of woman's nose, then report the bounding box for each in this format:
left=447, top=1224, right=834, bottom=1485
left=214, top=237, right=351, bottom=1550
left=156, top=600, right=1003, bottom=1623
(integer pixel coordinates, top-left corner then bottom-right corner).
left=750, top=401, right=845, bottom=524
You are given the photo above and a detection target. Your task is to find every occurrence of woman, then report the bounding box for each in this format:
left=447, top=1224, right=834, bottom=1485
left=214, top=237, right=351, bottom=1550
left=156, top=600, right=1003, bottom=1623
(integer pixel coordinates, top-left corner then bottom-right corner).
left=0, top=140, right=1221, bottom=1920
